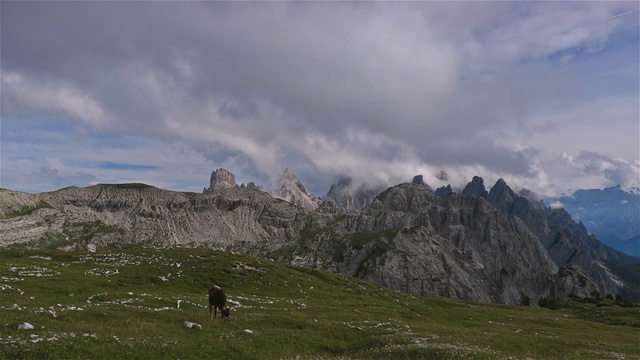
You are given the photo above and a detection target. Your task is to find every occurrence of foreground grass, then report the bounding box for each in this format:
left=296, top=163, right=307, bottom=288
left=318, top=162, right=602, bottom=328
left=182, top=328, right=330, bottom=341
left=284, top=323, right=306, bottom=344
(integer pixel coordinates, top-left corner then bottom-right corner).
left=0, top=248, right=638, bottom=359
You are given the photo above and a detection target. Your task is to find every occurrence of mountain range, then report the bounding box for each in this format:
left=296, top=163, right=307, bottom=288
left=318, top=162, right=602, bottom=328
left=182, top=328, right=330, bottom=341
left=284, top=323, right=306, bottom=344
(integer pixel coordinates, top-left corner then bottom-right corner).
left=1, top=168, right=638, bottom=305
left=547, top=186, right=640, bottom=257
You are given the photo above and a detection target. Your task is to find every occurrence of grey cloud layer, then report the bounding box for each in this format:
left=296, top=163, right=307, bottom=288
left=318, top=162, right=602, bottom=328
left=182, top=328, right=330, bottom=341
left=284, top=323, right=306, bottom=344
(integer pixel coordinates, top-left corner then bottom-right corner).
left=1, top=2, right=638, bottom=195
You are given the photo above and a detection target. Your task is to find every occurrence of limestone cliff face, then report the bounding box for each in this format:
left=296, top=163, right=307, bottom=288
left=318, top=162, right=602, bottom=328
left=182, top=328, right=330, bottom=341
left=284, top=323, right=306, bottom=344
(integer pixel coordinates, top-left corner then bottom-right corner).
left=0, top=184, right=305, bottom=255
left=484, top=178, right=635, bottom=300
left=204, top=168, right=238, bottom=193
left=344, top=184, right=558, bottom=304
left=1, top=174, right=637, bottom=304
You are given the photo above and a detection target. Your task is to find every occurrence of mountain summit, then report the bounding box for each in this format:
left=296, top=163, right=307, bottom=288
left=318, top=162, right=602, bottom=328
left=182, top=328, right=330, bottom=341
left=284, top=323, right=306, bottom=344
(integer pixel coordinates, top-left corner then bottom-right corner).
left=270, top=168, right=319, bottom=210
left=203, top=168, right=237, bottom=193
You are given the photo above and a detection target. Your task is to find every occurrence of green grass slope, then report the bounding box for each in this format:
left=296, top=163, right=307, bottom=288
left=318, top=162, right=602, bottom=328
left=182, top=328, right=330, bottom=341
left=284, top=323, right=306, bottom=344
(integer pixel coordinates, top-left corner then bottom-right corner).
left=1, top=248, right=638, bottom=359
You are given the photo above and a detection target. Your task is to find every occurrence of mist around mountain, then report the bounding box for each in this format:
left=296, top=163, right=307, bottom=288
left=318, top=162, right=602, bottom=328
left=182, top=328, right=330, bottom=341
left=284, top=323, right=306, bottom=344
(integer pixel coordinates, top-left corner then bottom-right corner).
left=547, top=186, right=640, bottom=257
left=1, top=168, right=638, bottom=306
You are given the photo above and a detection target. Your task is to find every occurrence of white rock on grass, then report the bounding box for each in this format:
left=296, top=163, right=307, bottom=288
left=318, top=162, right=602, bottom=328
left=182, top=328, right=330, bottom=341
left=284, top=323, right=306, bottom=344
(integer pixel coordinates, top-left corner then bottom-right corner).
left=18, top=323, right=35, bottom=330
left=183, top=321, right=202, bottom=330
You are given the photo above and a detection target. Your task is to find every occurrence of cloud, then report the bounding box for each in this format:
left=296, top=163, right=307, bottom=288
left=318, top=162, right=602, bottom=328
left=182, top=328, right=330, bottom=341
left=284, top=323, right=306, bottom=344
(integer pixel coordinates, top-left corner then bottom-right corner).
left=542, top=151, right=640, bottom=195
left=1, top=2, right=638, bottom=197
left=549, top=201, right=564, bottom=209
left=1, top=72, right=113, bottom=130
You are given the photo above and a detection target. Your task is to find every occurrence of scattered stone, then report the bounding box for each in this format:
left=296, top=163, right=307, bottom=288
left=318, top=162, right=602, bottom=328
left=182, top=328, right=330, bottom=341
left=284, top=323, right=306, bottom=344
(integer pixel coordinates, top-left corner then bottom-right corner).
left=183, top=321, right=202, bottom=330
left=18, top=322, right=34, bottom=330
left=87, top=244, right=97, bottom=253
left=244, top=329, right=253, bottom=334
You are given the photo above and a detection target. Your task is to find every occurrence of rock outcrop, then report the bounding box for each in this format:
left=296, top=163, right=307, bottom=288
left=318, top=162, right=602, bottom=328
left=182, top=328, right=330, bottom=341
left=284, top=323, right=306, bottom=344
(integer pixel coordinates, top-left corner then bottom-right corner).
left=203, top=168, right=237, bottom=193
left=333, top=183, right=558, bottom=304
left=434, top=185, right=453, bottom=197
left=483, top=177, right=637, bottom=301
left=462, top=176, right=488, bottom=198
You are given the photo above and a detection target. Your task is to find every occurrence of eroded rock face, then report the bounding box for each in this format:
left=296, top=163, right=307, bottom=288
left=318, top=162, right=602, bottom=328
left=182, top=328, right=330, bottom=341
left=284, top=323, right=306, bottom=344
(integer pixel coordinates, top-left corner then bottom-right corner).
left=483, top=178, right=631, bottom=300
left=340, top=184, right=558, bottom=304
left=204, top=168, right=237, bottom=193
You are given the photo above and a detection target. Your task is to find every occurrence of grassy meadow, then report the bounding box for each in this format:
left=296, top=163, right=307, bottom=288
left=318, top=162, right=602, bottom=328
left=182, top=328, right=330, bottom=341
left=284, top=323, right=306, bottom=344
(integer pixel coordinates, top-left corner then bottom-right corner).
left=0, top=247, right=638, bottom=359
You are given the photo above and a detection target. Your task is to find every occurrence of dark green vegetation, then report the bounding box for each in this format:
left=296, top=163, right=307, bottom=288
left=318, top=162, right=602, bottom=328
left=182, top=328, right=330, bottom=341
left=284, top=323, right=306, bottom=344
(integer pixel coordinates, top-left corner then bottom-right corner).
left=4, top=201, right=53, bottom=219
left=1, top=248, right=638, bottom=360
left=102, top=183, right=157, bottom=190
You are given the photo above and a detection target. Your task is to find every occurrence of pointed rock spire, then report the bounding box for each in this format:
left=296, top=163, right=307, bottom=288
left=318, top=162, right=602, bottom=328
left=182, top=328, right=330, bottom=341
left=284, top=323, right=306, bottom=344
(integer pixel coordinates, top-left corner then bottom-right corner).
left=271, top=168, right=319, bottom=210
left=487, top=178, right=516, bottom=207
left=462, top=176, right=488, bottom=198
left=203, top=168, right=237, bottom=193
left=434, top=184, right=453, bottom=197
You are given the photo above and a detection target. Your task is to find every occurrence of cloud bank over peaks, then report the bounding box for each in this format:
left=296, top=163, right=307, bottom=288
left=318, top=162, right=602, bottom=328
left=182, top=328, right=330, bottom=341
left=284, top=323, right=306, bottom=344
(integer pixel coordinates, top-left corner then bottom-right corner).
left=1, top=1, right=638, bottom=197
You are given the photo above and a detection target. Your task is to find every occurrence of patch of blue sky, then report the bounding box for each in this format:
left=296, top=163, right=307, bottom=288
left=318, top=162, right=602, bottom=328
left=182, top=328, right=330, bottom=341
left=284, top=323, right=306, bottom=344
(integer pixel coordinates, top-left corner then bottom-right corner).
left=568, top=42, right=638, bottom=98
left=546, top=25, right=639, bottom=99
left=2, top=111, right=156, bottom=150
left=1, top=114, right=75, bottom=144
left=170, top=180, right=207, bottom=193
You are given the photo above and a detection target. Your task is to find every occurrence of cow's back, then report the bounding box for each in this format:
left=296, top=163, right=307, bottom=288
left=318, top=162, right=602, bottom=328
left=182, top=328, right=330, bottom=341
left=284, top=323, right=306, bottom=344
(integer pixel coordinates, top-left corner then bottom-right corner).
left=208, top=286, right=226, bottom=308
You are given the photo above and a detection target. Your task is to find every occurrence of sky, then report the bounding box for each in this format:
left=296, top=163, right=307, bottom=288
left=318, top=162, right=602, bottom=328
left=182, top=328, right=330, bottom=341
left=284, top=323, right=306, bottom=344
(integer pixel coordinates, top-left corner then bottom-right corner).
left=1, top=1, right=639, bottom=198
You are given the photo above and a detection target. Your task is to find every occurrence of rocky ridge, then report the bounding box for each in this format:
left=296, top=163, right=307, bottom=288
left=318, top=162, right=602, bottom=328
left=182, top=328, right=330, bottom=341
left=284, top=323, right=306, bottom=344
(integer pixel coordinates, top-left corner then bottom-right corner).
left=1, top=169, right=637, bottom=304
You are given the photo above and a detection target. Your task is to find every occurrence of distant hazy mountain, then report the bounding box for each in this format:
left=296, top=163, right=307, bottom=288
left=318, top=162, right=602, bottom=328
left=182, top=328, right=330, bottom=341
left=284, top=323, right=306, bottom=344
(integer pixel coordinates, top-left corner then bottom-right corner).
left=547, top=186, right=640, bottom=257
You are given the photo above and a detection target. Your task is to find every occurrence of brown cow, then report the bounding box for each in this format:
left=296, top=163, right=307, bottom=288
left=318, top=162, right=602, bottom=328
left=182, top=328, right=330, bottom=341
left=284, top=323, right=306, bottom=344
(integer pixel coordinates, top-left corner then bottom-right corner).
left=208, top=285, right=230, bottom=319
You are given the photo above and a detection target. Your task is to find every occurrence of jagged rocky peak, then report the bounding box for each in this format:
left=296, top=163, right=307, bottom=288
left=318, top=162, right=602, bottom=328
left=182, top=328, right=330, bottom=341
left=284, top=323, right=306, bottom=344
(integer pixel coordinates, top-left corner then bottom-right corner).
left=411, top=175, right=433, bottom=190
left=325, top=177, right=356, bottom=211
left=434, top=184, right=453, bottom=197
left=412, top=174, right=424, bottom=185
left=325, top=176, right=381, bottom=213
left=462, top=176, right=488, bottom=198
left=487, top=178, right=516, bottom=207
left=203, top=168, right=238, bottom=193
left=518, top=188, right=546, bottom=210
left=271, top=168, right=319, bottom=211
left=245, top=182, right=260, bottom=190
